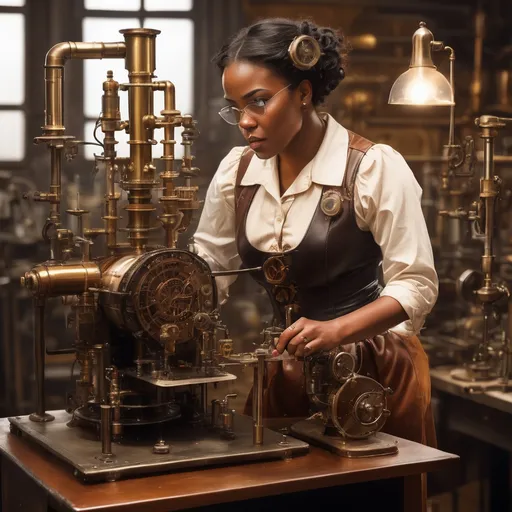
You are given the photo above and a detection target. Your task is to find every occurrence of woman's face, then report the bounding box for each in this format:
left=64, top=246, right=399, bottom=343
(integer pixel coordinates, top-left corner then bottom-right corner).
left=222, top=60, right=304, bottom=159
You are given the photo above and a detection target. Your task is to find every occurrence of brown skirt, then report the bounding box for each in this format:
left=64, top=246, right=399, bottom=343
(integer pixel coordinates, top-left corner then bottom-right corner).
left=244, top=332, right=436, bottom=448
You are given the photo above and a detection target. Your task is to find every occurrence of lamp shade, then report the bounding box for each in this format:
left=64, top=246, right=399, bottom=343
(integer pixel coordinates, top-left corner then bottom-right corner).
left=389, top=67, right=454, bottom=106
left=388, top=21, right=454, bottom=106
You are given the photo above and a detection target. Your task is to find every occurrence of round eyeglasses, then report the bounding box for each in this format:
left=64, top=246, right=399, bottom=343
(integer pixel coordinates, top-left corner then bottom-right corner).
left=218, top=85, right=291, bottom=125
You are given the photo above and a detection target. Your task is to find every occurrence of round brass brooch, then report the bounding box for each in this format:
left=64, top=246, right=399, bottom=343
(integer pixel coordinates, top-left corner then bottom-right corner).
left=262, top=255, right=288, bottom=285
left=320, top=189, right=344, bottom=217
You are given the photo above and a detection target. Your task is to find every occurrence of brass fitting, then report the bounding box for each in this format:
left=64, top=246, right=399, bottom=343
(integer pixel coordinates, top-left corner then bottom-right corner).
left=22, top=262, right=101, bottom=297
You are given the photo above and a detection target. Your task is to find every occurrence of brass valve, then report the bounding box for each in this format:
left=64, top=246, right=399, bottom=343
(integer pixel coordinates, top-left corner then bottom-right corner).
left=220, top=393, right=237, bottom=439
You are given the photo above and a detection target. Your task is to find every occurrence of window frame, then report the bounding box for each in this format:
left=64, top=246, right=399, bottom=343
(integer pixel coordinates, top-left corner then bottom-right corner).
left=79, top=0, right=197, bottom=162
left=0, top=2, right=27, bottom=168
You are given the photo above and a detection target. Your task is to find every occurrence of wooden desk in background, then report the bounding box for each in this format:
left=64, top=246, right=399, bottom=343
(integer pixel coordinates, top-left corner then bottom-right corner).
left=0, top=419, right=458, bottom=512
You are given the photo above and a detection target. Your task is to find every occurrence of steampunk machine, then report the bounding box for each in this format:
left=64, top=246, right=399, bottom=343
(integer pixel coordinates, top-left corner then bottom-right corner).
left=7, top=28, right=309, bottom=482
left=390, top=22, right=512, bottom=388
left=222, top=325, right=398, bottom=458
left=292, top=349, right=398, bottom=457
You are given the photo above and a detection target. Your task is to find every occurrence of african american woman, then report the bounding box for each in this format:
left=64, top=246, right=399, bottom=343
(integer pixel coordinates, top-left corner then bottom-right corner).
left=193, top=18, right=438, bottom=447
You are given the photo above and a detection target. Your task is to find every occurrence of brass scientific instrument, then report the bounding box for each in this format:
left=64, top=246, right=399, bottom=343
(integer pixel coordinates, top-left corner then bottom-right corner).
left=389, top=22, right=512, bottom=386
left=292, top=349, right=398, bottom=457
left=223, top=277, right=397, bottom=459
left=450, top=115, right=512, bottom=384
left=8, top=28, right=307, bottom=482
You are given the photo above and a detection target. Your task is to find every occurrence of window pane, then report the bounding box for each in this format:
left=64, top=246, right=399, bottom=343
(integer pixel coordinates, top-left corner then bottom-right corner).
left=83, top=17, right=140, bottom=118
left=143, top=18, right=193, bottom=117
left=0, top=111, right=24, bottom=161
left=84, top=120, right=130, bottom=160
left=85, top=0, right=141, bottom=10
left=0, top=14, right=24, bottom=105
left=0, top=0, right=25, bottom=5
left=145, top=0, right=192, bottom=11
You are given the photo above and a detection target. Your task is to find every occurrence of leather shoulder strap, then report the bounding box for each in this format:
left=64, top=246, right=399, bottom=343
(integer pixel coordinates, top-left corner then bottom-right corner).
left=235, top=148, right=254, bottom=202
left=234, top=148, right=258, bottom=236
left=341, top=130, right=375, bottom=198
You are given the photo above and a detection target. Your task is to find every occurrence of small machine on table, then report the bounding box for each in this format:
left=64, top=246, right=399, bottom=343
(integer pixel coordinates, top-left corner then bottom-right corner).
left=8, top=28, right=398, bottom=484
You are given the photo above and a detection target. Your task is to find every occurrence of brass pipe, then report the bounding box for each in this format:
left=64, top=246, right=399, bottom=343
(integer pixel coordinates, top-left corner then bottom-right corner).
left=43, top=41, right=126, bottom=135
left=108, top=366, right=122, bottom=437
left=176, top=115, right=200, bottom=235
left=84, top=227, right=106, bottom=237
left=94, top=344, right=107, bottom=404
left=160, top=80, right=177, bottom=173
left=154, top=80, right=182, bottom=248
left=29, top=298, right=54, bottom=423
left=101, top=71, right=122, bottom=253
left=120, top=28, right=160, bottom=252
left=37, top=41, right=125, bottom=264
left=49, top=146, right=62, bottom=260
left=403, top=153, right=512, bottom=164
left=482, top=135, right=495, bottom=287
left=105, top=162, right=120, bottom=254
left=21, top=262, right=101, bottom=298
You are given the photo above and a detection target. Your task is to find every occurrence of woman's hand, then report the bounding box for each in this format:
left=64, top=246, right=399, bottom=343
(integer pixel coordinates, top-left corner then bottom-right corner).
left=272, top=317, right=344, bottom=357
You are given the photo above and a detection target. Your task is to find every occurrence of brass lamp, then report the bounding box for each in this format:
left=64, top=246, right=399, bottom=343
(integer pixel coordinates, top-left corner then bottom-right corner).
left=388, top=22, right=454, bottom=107
left=389, top=22, right=457, bottom=152
left=390, top=21, right=475, bottom=205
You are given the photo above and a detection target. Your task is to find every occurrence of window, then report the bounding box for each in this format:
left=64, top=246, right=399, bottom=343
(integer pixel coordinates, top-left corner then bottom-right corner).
left=0, top=4, right=26, bottom=162
left=82, top=1, right=194, bottom=161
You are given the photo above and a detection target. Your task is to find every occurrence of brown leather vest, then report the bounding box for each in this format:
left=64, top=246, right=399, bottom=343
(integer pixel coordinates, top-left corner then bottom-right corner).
left=235, top=130, right=382, bottom=327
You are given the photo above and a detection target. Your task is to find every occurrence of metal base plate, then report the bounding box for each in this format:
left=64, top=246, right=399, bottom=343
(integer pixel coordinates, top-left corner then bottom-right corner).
left=291, top=417, right=398, bottom=458
left=8, top=411, right=309, bottom=483
left=125, top=368, right=237, bottom=387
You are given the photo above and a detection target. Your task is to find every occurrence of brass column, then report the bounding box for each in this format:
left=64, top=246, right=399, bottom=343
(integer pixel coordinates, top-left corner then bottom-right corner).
left=120, top=29, right=160, bottom=252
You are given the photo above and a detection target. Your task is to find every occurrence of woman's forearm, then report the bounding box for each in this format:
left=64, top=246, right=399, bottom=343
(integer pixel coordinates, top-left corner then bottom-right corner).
left=334, top=296, right=409, bottom=344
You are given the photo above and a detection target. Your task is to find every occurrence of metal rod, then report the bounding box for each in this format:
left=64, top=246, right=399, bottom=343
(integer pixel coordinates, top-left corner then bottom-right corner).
left=100, top=404, right=113, bottom=456
left=49, top=146, right=62, bottom=260
left=29, top=298, right=54, bottom=422
left=446, top=46, right=455, bottom=147
left=253, top=352, right=265, bottom=445
left=94, top=344, right=106, bottom=403
left=211, top=266, right=262, bottom=277
left=483, top=135, right=494, bottom=288
left=45, top=348, right=75, bottom=355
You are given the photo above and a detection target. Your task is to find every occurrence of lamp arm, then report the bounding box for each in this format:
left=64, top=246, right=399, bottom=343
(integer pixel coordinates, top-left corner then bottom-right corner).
left=439, top=45, right=476, bottom=178
left=445, top=46, right=455, bottom=147
left=432, top=42, right=455, bottom=146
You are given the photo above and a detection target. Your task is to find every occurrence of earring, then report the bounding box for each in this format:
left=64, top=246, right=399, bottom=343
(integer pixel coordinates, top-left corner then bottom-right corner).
left=302, top=101, right=307, bottom=107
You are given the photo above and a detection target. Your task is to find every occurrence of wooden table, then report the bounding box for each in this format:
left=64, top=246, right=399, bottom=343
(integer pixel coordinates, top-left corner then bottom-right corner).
left=431, top=366, right=512, bottom=511
left=0, top=419, right=458, bottom=512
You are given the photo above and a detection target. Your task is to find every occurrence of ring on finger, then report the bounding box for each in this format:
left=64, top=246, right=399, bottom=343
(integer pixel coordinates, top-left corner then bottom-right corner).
left=302, top=335, right=308, bottom=343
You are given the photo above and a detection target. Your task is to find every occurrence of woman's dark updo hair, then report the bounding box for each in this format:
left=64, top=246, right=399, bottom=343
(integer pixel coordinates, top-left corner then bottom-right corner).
left=213, top=18, right=348, bottom=106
